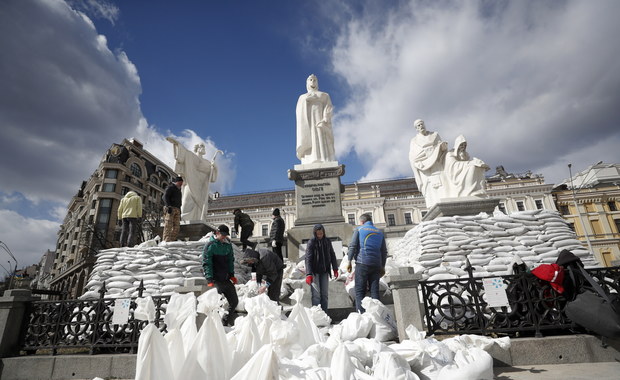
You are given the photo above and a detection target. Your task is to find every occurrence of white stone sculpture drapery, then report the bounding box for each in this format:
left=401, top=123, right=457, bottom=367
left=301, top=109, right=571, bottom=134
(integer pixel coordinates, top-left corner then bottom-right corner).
left=409, top=119, right=448, bottom=208
left=409, top=120, right=489, bottom=208
left=296, top=74, right=336, bottom=165
left=444, top=135, right=490, bottom=197
left=166, top=137, right=218, bottom=221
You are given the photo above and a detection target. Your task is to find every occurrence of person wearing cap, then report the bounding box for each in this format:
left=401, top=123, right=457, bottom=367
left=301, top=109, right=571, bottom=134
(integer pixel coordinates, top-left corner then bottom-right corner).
left=269, top=208, right=285, bottom=261
left=305, top=224, right=339, bottom=312
left=233, top=208, right=256, bottom=250
left=163, top=176, right=183, bottom=242
left=202, top=224, right=238, bottom=324
left=241, top=248, right=284, bottom=303
left=347, top=213, right=387, bottom=313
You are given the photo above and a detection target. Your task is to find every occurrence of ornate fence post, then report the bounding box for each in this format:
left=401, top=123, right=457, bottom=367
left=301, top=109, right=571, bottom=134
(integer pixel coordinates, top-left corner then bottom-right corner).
left=385, top=267, right=425, bottom=341
left=0, top=289, right=34, bottom=357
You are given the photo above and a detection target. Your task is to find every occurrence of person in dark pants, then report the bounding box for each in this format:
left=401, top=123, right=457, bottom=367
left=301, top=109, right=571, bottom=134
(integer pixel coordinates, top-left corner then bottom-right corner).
left=346, top=213, right=387, bottom=313
left=305, top=224, right=339, bottom=312
left=117, top=191, right=142, bottom=247
left=233, top=208, right=256, bottom=250
left=269, top=208, right=285, bottom=261
left=202, top=224, right=238, bottom=325
left=241, top=248, right=284, bottom=303
left=163, top=177, right=183, bottom=242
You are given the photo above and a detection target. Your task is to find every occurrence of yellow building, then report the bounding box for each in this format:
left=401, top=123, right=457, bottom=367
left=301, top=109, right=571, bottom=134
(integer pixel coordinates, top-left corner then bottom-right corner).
left=553, top=162, right=620, bottom=266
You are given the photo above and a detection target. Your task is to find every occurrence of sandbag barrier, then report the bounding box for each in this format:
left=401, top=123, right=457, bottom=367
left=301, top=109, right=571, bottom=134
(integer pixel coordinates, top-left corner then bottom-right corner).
left=419, top=264, right=620, bottom=337
left=20, top=280, right=171, bottom=355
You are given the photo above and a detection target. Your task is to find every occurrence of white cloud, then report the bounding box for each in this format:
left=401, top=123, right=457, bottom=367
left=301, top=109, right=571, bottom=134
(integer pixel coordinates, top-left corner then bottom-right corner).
left=0, top=210, right=59, bottom=270
left=329, top=1, right=620, bottom=184
left=0, top=0, right=235, bottom=267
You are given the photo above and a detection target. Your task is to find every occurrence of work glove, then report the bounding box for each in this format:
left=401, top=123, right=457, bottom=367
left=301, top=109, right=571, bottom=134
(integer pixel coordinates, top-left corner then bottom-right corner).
left=271, top=240, right=277, bottom=248
left=333, top=270, right=339, bottom=279
left=207, top=279, right=214, bottom=287
left=305, top=275, right=313, bottom=285
left=346, top=262, right=352, bottom=273
left=230, top=276, right=238, bottom=285
left=379, top=268, right=386, bottom=277
left=167, top=206, right=172, bottom=214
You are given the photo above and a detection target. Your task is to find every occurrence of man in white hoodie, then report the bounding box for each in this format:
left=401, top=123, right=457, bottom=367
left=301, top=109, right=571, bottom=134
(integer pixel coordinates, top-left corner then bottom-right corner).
left=117, top=191, right=143, bottom=247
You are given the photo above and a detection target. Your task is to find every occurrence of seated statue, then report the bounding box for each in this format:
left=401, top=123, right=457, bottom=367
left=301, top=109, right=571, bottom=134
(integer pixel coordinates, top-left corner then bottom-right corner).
left=444, top=135, right=490, bottom=197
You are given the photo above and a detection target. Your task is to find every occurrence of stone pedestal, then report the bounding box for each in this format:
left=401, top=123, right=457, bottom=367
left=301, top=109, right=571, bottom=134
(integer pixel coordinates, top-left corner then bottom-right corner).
left=156, top=222, right=216, bottom=242
left=0, top=289, right=36, bottom=358
left=385, top=267, right=425, bottom=342
left=423, top=197, right=500, bottom=221
left=287, top=164, right=353, bottom=261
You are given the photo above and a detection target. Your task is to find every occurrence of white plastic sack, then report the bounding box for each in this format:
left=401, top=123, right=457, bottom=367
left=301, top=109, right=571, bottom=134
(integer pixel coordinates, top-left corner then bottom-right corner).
left=177, top=289, right=232, bottom=379
left=436, top=347, right=494, bottom=380
left=134, top=297, right=174, bottom=380
left=230, top=316, right=263, bottom=376
left=287, top=289, right=323, bottom=348
left=340, top=312, right=373, bottom=341
left=231, top=343, right=279, bottom=380
left=361, top=297, right=397, bottom=342
left=373, top=351, right=420, bottom=380
left=308, top=305, right=332, bottom=327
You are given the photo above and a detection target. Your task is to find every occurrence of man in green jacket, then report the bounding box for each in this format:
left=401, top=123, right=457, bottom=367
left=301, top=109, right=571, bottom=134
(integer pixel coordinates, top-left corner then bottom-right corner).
left=202, top=225, right=238, bottom=324
left=117, top=191, right=143, bottom=247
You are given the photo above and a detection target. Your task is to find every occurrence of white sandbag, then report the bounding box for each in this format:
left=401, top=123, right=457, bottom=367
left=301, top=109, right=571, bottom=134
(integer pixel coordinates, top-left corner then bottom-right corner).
left=177, top=289, right=232, bottom=379
left=361, top=297, right=397, bottom=342
left=436, top=347, right=494, bottom=380
left=229, top=316, right=263, bottom=376
left=134, top=297, right=174, bottom=380
left=428, top=273, right=459, bottom=281
left=340, top=312, right=373, bottom=341
left=231, top=343, right=279, bottom=380
left=287, top=289, right=323, bottom=348
left=373, top=351, right=420, bottom=380
left=308, top=305, right=332, bottom=327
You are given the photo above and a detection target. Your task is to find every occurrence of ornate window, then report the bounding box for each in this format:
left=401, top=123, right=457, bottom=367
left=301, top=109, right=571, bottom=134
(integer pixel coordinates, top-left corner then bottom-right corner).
left=130, top=163, right=142, bottom=178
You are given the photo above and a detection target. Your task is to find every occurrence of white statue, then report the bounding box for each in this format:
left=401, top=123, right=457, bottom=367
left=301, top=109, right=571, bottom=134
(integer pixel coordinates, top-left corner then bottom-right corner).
left=296, top=74, right=336, bottom=164
left=444, top=135, right=490, bottom=197
left=166, top=137, right=220, bottom=221
left=409, top=119, right=448, bottom=207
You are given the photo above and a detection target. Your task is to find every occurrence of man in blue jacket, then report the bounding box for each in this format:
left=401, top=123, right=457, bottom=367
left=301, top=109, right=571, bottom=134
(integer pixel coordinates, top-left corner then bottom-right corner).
left=347, top=213, right=388, bottom=313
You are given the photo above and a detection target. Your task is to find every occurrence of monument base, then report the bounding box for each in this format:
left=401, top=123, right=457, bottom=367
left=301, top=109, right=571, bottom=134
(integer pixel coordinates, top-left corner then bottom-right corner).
left=423, top=197, right=500, bottom=221
left=175, top=222, right=216, bottom=241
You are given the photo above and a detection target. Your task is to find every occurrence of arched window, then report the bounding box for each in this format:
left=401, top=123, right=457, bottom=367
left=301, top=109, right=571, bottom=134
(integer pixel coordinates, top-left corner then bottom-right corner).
left=130, top=163, right=142, bottom=178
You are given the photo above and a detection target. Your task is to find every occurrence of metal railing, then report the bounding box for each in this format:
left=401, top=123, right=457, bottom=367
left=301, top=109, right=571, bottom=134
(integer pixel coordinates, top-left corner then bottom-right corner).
left=420, top=265, right=620, bottom=337
left=20, top=281, right=170, bottom=355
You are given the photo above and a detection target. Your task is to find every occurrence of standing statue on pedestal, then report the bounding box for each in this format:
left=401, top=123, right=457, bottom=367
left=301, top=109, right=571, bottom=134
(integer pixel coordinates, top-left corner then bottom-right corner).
left=409, top=119, right=448, bottom=208
left=444, top=135, right=490, bottom=197
left=296, top=74, right=336, bottom=165
left=166, top=137, right=220, bottom=221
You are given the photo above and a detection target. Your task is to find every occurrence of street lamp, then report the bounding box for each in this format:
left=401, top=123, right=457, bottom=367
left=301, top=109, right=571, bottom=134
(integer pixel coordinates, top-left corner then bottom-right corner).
left=567, top=161, right=603, bottom=260
left=0, top=241, right=18, bottom=289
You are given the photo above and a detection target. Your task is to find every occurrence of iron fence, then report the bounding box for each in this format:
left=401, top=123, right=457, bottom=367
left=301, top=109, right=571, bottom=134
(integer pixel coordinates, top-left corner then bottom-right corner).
left=20, top=281, right=170, bottom=355
left=420, top=265, right=620, bottom=337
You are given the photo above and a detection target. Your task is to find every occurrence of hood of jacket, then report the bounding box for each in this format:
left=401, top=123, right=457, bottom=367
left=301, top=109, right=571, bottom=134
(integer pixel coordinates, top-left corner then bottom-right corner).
left=313, top=224, right=325, bottom=238
left=124, top=191, right=138, bottom=199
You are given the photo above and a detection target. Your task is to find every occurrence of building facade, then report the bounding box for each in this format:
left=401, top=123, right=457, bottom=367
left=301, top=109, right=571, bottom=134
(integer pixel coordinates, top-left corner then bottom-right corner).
left=49, top=138, right=177, bottom=298
left=206, top=167, right=557, bottom=245
left=553, top=162, right=620, bottom=266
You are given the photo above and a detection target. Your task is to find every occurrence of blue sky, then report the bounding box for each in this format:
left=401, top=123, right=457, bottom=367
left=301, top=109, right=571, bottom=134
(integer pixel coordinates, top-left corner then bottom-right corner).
left=1, top=0, right=620, bottom=268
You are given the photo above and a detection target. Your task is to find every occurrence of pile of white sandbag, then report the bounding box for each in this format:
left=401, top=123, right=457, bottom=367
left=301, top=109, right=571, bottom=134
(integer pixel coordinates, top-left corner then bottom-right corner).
left=81, top=234, right=252, bottom=299
left=130, top=289, right=506, bottom=380
left=390, top=209, right=598, bottom=280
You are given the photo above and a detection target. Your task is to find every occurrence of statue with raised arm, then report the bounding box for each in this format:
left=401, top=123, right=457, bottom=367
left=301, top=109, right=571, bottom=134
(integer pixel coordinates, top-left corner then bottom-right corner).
left=444, top=135, right=490, bottom=197
left=296, top=74, right=336, bottom=165
left=409, top=119, right=448, bottom=208
left=166, top=137, right=218, bottom=221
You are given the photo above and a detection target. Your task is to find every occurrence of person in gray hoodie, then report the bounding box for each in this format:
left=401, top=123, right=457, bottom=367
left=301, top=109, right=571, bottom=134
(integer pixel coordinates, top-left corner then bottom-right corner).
left=305, top=224, right=339, bottom=312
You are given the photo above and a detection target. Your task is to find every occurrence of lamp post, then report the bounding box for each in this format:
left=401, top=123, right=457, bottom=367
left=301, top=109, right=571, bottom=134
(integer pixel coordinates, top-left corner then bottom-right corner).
left=567, top=162, right=603, bottom=260
left=0, top=241, right=18, bottom=289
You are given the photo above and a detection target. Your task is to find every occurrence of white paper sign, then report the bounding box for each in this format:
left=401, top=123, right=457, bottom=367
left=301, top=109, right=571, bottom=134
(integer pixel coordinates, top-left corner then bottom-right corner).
left=482, top=277, right=509, bottom=308
left=112, top=298, right=131, bottom=325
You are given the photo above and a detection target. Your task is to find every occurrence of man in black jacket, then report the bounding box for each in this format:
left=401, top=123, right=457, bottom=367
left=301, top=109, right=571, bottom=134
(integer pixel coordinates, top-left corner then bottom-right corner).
left=241, top=248, right=284, bottom=303
left=269, top=208, right=285, bottom=261
left=163, top=176, right=183, bottom=241
left=233, top=208, right=256, bottom=250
